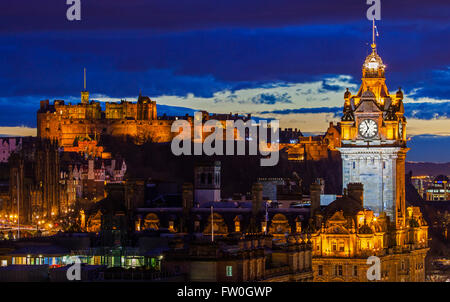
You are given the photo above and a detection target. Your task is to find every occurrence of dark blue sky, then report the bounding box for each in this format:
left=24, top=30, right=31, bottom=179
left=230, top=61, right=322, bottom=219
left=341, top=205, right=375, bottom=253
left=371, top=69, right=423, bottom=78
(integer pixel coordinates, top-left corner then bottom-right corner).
left=0, top=0, right=449, bottom=162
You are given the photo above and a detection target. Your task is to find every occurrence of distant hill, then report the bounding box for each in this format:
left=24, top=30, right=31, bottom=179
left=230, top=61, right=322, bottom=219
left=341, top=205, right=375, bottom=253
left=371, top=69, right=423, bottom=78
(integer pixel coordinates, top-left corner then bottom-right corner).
left=406, top=162, right=450, bottom=176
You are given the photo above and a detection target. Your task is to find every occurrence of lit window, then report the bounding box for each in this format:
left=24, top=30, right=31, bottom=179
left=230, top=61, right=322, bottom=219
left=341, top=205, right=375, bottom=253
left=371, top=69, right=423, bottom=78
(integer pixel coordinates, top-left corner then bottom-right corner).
left=235, top=221, right=240, bottom=233
left=226, top=266, right=233, bottom=277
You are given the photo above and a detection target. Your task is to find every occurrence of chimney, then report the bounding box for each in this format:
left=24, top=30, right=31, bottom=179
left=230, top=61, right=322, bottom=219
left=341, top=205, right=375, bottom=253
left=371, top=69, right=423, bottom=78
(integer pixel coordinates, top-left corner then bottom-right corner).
left=310, top=183, right=321, bottom=216
left=347, top=183, right=364, bottom=206
left=182, top=182, right=194, bottom=212
left=251, top=183, right=263, bottom=216
left=181, top=182, right=194, bottom=232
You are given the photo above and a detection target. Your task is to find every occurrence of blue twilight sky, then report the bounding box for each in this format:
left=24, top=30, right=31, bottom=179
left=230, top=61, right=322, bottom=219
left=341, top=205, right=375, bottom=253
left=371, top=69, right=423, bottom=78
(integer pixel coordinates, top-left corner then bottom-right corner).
left=0, top=0, right=449, bottom=162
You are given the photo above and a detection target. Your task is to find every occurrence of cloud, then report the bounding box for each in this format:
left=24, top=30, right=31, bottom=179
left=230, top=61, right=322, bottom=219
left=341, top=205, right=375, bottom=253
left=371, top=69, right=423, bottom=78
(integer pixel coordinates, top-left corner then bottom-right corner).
left=259, top=107, right=341, bottom=115
left=0, top=127, right=36, bottom=137
left=248, top=93, right=292, bottom=105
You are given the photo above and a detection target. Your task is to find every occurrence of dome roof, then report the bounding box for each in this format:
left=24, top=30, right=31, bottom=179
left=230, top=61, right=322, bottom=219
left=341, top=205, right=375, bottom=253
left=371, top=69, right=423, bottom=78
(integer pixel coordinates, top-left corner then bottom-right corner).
left=362, top=47, right=385, bottom=78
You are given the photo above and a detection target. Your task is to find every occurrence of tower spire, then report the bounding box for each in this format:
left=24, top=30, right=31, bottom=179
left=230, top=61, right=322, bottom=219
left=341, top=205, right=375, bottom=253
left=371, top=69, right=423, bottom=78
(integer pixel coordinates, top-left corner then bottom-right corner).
left=83, top=67, right=86, bottom=91
left=372, top=19, right=376, bottom=49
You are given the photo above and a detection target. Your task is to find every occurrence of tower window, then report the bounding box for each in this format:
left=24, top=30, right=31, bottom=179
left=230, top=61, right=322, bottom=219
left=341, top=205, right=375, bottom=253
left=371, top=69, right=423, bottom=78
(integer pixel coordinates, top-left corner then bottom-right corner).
left=353, top=162, right=356, bottom=169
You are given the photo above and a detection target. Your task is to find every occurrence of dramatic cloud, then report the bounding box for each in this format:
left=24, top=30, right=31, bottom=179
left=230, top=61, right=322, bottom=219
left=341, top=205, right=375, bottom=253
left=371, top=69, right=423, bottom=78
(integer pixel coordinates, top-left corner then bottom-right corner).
left=0, top=0, right=448, bottom=162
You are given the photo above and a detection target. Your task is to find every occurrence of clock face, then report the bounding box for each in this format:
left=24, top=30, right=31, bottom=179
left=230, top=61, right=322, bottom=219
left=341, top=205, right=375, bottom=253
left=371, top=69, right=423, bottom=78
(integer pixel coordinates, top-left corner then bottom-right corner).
left=359, top=119, right=378, bottom=139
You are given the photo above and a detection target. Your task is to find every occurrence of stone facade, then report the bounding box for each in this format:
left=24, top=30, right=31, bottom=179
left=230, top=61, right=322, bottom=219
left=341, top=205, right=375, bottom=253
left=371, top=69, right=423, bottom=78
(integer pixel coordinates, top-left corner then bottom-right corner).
left=310, top=39, right=429, bottom=282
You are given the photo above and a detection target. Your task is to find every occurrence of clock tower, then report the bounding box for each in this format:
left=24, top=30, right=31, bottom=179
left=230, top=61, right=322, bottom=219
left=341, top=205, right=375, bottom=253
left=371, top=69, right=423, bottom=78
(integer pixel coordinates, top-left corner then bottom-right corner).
left=339, top=27, right=407, bottom=229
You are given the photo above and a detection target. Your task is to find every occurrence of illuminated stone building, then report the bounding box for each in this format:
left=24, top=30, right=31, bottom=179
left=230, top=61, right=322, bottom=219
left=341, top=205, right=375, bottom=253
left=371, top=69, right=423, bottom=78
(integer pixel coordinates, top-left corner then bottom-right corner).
left=37, top=81, right=254, bottom=148
left=280, top=122, right=341, bottom=161
left=37, top=93, right=161, bottom=147
left=309, top=27, right=429, bottom=282
left=7, top=139, right=61, bottom=223
left=309, top=183, right=429, bottom=282
left=60, top=153, right=127, bottom=204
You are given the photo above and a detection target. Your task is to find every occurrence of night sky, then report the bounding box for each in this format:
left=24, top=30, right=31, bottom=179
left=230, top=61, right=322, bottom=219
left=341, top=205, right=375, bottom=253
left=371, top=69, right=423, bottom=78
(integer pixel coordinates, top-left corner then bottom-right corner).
left=0, top=0, right=449, bottom=162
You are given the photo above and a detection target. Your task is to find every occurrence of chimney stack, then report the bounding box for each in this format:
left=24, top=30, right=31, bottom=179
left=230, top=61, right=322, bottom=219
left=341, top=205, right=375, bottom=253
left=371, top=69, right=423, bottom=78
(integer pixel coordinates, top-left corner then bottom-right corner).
left=310, top=183, right=321, bottom=216
left=181, top=182, right=194, bottom=232
left=251, top=183, right=263, bottom=216
left=347, top=183, right=364, bottom=206
left=182, top=182, right=194, bottom=211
